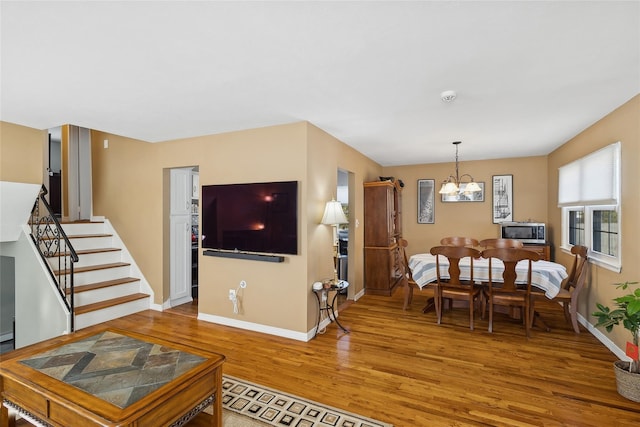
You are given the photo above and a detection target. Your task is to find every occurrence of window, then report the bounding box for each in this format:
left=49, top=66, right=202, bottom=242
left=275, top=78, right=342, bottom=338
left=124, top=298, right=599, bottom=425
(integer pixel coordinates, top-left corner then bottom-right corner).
left=592, top=208, right=618, bottom=257
left=568, top=208, right=584, bottom=246
left=559, top=142, right=621, bottom=272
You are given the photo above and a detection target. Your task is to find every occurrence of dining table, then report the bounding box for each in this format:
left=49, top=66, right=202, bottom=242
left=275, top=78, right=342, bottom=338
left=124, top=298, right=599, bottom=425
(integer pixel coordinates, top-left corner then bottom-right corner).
left=408, top=253, right=568, bottom=299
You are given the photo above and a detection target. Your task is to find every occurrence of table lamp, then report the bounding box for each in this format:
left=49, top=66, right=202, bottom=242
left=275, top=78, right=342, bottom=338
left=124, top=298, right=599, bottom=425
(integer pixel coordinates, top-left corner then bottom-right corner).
left=321, top=199, right=348, bottom=283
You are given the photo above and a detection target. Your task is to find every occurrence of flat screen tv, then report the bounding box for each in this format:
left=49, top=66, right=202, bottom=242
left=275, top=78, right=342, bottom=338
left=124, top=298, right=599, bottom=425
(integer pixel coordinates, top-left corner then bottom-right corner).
left=201, top=181, right=298, bottom=255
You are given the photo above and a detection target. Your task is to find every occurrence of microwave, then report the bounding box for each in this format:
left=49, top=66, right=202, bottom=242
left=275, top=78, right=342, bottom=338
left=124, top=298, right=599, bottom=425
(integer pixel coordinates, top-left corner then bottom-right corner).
left=500, top=222, right=546, bottom=244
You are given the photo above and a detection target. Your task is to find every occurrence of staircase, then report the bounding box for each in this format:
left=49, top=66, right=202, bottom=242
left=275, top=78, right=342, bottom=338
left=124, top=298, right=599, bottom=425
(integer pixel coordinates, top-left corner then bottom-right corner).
left=49, top=220, right=152, bottom=329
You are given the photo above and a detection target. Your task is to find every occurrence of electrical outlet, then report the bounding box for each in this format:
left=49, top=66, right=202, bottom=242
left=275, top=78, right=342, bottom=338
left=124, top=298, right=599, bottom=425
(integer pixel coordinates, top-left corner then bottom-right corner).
left=239, top=280, right=247, bottom=288
left=228, top=289, right=236, bottom=300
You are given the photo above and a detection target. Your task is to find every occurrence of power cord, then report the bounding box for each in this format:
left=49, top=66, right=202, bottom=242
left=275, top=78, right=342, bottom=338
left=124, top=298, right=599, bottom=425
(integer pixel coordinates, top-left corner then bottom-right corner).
left=230, top=280, right=247, bottom=314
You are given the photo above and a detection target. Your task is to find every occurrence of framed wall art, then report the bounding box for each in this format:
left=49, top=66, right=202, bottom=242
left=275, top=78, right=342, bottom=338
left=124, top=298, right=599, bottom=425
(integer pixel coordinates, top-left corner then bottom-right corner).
left=417, top=179, right=435, bottom=224
left=492, top=174, right=513, bottom=223
left=440, top=182, right=485, bottom=203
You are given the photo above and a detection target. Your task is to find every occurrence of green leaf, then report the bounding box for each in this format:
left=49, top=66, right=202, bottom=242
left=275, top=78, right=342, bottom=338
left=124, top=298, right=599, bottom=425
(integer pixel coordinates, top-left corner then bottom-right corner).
left=628, top=300, right=640, bottom=316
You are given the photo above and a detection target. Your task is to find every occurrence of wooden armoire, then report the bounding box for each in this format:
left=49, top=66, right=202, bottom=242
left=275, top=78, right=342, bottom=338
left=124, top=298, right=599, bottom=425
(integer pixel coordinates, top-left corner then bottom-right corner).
left=363, top=179, right=403, bottom=295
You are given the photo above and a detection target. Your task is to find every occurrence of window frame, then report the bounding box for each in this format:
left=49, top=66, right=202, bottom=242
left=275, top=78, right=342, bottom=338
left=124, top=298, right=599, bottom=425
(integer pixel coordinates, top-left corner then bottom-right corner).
left=563, top=206, right=585, bottom=247
left=559, top=142, right=621, bottom=272
left=562, top=205, right=621, bottom=272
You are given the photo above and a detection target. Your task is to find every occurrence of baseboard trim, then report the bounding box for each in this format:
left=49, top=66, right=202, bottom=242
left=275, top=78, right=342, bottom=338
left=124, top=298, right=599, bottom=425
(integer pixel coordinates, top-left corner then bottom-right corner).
left=353, top=287, right=365, bottom=302
left=197, top=313, right=310, bottom=342
left=580, top=312, right=630, bottom=362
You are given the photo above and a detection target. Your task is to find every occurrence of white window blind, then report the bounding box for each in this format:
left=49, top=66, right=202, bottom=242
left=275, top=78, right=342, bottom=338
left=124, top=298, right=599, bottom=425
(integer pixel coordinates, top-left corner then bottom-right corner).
left=558, top=142, right=620, bottom=207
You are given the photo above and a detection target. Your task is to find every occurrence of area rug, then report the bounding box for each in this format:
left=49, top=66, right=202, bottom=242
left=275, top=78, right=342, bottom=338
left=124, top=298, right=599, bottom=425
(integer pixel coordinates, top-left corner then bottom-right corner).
left=219, top=375, right=393, bottom=427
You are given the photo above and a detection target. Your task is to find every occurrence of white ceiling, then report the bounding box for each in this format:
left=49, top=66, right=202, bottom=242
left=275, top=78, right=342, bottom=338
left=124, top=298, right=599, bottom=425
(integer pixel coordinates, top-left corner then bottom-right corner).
left=1, top=1, right=638, bottom=166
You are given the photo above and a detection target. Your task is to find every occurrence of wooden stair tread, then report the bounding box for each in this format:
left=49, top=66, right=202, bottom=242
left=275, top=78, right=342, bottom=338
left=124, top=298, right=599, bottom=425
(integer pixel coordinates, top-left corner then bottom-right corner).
left=67, top=277, right=140, bottom=294
left=48, top=248, right=121, bottom=257
left=54, top=262, right=130, bottom=276
left=59, top=220, right=104, bottom=224
left=67, top=233, right=113, bottom=239
left=40, top=233, right=112, bottom=241
left=75, top=293, right=149, bottom=315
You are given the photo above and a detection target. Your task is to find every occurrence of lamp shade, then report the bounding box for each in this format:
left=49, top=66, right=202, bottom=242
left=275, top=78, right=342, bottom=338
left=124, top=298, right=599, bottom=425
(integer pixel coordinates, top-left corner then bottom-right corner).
left=439, top=181, right=459, bottom=194
left=463, top=181, right=482, bottom=193
left=321, top=200, right=348, bottom=225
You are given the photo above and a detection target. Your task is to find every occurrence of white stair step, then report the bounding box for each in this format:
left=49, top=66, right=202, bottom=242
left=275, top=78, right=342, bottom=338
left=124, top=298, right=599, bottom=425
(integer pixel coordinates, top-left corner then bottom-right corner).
left=74, top=294, right=150, bottom=330
left=66, top=235, right=114, bottom=251
left=73, top=279, right=141, bottom=307
left=57, top=262, right=132, bottom=286
left=46, top=248, right=122, bottom=269
left=60, top=221, right=106, bottom=235
left=72, top=248, right=122, bottom=268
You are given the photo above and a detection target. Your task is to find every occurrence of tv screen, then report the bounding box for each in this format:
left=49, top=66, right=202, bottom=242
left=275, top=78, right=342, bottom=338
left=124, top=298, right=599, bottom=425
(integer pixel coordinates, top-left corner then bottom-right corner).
left=201, top=181, right=298, bottom=255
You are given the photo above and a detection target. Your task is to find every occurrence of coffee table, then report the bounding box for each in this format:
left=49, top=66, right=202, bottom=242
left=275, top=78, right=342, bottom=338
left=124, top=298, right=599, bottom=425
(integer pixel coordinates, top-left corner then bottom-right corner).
left=0, top=327, right=225, bottom=427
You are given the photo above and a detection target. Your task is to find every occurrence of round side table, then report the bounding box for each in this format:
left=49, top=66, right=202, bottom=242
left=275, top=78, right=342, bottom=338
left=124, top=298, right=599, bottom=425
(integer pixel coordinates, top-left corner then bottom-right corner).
left=313, top=280, right=350, bottom=338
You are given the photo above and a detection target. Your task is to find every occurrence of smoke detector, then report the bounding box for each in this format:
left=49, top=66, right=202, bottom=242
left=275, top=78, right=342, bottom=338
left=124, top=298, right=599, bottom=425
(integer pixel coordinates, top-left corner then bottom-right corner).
left=441, top=90, right=457, bottom=102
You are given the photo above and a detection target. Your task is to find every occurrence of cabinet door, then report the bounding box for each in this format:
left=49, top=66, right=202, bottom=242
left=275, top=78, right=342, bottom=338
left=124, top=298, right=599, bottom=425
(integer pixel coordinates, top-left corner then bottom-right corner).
left=364, top=246, right=402, bottom=296
left=171, top=168, right=191, bottom=215
left=393, top=183, right=402, bottom=238
left=364, top=183, right=394, bottom=247
left=192, top=172, right=199, bottom=200
left=170, top=216, right=192, bottom=304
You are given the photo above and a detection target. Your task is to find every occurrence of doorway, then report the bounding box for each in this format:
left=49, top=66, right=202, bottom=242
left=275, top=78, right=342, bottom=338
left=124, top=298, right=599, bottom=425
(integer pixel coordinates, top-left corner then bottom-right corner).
left=169, top=167, right=199, bottom=308
left=336, top=169, right=352, bottom=306
left=47, top=128, right=62, bottom=217
left=46, top=125, right=92, bottom=221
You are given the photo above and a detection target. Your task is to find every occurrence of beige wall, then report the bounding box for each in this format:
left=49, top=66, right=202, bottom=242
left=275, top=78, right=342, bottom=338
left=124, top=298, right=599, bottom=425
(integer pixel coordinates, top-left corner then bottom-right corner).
left=306, top=123, right=382, bottom=325
left=383, top=156, right=548, bottom=258
left=91, top=122, right=381, bottom=335
left=547, top=95, right=640, bottom=351
left=0, top=121, right=45, bottom=183
left=91, top=130, right=160, bottom=294
left=4, top=93, right=638, bottom=349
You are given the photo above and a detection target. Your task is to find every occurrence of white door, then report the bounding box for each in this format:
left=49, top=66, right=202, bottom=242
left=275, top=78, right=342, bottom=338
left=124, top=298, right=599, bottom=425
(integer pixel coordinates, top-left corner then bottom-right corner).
left=170, top=168, right=192, bottom=305
left=66, top=125, right=93, bottom=221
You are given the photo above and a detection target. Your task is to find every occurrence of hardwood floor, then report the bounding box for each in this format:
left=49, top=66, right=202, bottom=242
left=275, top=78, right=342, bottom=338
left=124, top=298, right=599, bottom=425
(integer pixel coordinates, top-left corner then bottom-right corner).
left=14, top=288, right=640, bottom=426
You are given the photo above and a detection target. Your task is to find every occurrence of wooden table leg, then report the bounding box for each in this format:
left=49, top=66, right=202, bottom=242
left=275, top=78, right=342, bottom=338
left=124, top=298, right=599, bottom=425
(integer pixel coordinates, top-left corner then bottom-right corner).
left=213, top=371, right=222, bottom=427
left=1, top=401, right=16, bottom=427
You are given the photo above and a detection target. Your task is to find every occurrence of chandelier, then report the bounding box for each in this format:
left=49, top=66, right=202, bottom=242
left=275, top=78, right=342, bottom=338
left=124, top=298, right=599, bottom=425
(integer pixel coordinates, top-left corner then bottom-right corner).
left=438, top=141, right=481, bottom=195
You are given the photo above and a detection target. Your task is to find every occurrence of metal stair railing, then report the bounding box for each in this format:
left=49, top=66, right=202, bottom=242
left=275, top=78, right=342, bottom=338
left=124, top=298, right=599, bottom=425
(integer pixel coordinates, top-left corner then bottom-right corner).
left=30, top=185, right=78, bottom=331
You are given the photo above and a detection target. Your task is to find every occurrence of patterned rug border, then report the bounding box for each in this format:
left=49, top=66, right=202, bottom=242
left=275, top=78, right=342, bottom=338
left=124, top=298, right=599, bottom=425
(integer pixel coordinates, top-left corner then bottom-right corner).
left=222, top=375, right=393, bottom=427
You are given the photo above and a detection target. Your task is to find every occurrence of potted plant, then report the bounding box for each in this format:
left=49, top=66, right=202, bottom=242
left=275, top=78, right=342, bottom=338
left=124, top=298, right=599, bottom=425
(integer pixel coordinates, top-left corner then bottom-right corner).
left=592, top=281, right=640, bottom=402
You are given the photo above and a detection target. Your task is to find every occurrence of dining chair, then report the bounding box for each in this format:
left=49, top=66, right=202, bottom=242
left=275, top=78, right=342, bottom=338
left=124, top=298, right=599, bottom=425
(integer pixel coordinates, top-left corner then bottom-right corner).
left=480, top=247, right=541, bottom=337
left=440, top=236, right=479, bottom=248
left=429, top=245, right=482, bottom=330
left=398, top=238, right=433, bottom=311
left=532, top=245, right=588, bottom=333
left=478, top=238, right=523, bottom=249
